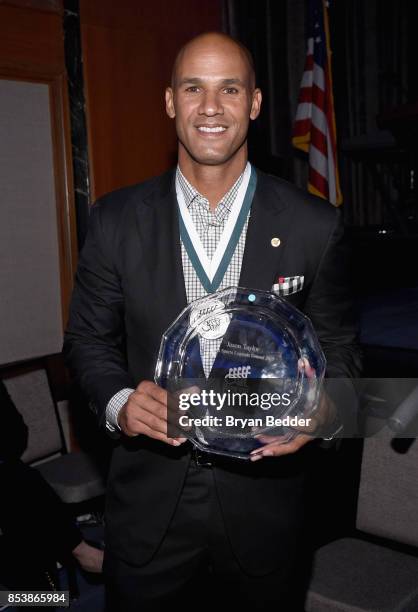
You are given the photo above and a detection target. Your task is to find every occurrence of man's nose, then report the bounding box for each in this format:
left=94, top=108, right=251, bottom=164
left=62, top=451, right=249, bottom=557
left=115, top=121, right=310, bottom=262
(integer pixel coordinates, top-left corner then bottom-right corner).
left=198, top=91, right=223, bottom=116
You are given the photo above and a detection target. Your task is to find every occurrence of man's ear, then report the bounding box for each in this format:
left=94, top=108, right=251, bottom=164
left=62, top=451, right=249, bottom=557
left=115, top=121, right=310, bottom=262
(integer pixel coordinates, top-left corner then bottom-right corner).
left=250, top=88, right=262, bottom=121
left=165, top=87, right=176, bottom=119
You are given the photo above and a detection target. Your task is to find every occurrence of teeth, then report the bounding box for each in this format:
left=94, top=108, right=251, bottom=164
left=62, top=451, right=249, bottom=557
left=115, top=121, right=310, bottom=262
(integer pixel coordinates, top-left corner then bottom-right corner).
left=197, top=126, right=226, bottom=133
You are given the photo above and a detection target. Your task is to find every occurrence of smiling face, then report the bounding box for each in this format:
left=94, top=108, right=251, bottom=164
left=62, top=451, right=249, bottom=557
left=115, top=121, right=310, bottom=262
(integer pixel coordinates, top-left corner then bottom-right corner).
left=165, top=34, right=262, bottom=169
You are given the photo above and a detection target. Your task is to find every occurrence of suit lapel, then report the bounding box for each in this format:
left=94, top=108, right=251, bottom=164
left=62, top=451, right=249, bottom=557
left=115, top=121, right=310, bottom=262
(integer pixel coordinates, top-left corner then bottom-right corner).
left=239, top=170, right=294, bottom=291
left=135, top=171, right=187, bottom=331
left=134, top=168, right=295, bottom=333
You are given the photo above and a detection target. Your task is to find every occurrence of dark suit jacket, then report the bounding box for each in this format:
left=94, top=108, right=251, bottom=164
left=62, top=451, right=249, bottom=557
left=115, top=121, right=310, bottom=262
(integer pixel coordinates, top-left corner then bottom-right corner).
left=63, top=168, right=361, bottom=574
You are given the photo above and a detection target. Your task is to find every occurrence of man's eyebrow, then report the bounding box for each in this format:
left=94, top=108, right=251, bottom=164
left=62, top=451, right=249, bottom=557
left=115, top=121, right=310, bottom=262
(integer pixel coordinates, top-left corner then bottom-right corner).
left=177, top=77, right=204, bottom=86
left=220, top=78, right=246, bottom=86
left=177, top=77, right=246, bottom=87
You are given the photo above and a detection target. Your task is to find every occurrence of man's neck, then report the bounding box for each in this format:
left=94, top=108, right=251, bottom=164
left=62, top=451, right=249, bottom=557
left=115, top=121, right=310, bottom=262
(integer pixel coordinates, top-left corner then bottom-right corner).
left=178, top=149, right=248, bottom=211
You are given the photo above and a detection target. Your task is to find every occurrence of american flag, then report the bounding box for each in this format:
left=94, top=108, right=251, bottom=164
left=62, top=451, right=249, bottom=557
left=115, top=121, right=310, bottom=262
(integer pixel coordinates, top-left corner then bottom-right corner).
left=292, top=0, right=342, bottom=205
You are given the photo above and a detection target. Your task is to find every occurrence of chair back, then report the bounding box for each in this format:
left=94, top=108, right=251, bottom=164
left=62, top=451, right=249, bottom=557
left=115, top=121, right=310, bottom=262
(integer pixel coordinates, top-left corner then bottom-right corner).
left=357, top=425, right=418, bottom=547
left=3, top=369, right=63, bottom=463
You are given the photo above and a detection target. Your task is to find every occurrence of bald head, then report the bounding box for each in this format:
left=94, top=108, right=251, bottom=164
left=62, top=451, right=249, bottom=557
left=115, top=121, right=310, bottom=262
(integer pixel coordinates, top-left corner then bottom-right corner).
left=165, top=31, right=262, bottom=170
left=171, top=32, right=256, bottom=91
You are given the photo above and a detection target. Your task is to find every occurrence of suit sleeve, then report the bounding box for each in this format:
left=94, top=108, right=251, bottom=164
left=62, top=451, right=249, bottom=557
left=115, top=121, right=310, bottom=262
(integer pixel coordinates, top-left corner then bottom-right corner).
left=63, top=203, right=135, bottom=430
left=304, top=208, right=362, bottom=435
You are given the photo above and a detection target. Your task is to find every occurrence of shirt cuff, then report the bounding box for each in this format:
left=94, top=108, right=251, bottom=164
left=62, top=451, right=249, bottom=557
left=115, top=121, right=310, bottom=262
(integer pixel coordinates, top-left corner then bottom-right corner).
left=106, top=388, right=135, bottom=432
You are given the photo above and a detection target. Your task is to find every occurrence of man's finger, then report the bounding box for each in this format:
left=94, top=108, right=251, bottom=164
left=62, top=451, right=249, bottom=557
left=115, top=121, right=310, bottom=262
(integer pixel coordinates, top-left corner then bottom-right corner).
left=121, top=396, right=169, bottom=436
left=136, top=394, right=169, bottom=422
left=131, top=421, right=184, bottom=447
left=298, top=356, right=316, bottom=379
left=131, top=407, right=170, bottom=436
left=136, top=380, right=168, bottom=406
left=255, top=433, right=293, bottom=445
left=250, top=433, right=313, bottom=460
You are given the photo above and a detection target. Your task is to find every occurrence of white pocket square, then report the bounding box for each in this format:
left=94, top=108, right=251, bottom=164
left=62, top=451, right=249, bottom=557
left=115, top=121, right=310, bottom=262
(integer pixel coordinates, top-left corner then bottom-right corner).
left=272, top=275, right=304, bottom=296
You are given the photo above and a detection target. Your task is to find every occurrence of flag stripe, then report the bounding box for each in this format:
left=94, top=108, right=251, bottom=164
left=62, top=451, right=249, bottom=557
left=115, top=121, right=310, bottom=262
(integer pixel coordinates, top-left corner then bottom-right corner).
left=309, top=144, right=328, bottom=178
left=295, top=103, right=312, bottom=122
left=311, top=124, right=327, bottom=157
left=301, top=70, right=313, bottom=88
left=305, top=54, right=314, bottom=71
left=312, top=65, right=325, bottom=90
left=297, top=88, right=313, bottom=104
left=309, top=167, right=329, bottom=199
left=293, top=119, right=312, bottom=137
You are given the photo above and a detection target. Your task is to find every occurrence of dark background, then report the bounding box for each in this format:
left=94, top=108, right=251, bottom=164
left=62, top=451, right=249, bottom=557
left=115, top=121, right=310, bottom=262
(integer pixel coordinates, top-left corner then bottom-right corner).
left=0, top=0, right=417, bottom=554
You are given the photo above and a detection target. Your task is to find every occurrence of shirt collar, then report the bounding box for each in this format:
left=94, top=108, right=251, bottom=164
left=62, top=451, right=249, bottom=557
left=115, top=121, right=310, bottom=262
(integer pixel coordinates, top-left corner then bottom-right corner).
left=175, top=164, right=249, bottom=214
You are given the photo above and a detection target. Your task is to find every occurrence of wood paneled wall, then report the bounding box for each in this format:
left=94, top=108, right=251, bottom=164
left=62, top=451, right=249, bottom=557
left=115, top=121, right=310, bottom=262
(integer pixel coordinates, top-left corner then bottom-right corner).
left=79, top=0, right=222, bottom=200
left=0, top=0, right=77, bottom=336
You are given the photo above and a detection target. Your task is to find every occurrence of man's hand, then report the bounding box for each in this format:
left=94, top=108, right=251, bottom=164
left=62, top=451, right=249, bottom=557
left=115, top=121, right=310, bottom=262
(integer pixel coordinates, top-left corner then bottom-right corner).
left=250, top=358, right=337, bottom=462
left=118, top=380, right=186, bottom=446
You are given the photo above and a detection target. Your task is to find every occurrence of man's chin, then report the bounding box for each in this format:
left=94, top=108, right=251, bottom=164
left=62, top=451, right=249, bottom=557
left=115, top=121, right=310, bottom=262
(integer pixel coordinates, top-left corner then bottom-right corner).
left=187, top=150, right=237, bottom=167
left=193, top=157, right=230, bottom=166
left=178, top=140, right=247, bottom=167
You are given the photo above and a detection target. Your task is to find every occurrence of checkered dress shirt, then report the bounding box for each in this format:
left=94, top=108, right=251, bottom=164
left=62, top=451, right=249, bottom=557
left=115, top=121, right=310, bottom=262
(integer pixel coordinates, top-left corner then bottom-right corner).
left=176, top=163, right=251, bottom=376
left=106, top=163, right=251, bottom=430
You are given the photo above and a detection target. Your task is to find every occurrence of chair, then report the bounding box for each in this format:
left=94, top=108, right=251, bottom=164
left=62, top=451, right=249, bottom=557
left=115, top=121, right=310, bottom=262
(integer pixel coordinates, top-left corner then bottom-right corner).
left=306, top=425, right=418, bottom=611
left=3, top=369, right=105, bottom=504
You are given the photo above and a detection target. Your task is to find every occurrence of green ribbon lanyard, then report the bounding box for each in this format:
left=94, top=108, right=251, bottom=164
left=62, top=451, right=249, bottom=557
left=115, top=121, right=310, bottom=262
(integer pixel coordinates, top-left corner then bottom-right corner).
left=179, top=168, right=257, bottom=294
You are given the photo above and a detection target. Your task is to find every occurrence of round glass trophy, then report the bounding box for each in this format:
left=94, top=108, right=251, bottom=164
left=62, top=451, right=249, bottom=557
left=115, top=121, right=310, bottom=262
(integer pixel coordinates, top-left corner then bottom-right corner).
left=155, top=287, right=326, bottom=459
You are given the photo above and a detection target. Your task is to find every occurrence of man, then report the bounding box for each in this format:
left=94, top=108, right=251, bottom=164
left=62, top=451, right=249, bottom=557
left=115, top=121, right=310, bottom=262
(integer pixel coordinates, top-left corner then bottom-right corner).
left=64, top=32, right=361, bottom=611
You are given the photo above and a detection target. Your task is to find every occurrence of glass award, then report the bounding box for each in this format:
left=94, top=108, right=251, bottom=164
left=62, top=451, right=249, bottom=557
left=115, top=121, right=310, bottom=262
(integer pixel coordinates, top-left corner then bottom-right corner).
left=155, top=287, right=326, bottom=460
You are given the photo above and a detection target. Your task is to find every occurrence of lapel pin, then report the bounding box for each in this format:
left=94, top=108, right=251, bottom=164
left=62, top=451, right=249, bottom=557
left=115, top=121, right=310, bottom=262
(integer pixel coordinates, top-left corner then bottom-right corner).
left=271, top=237, right=281, bottom=247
